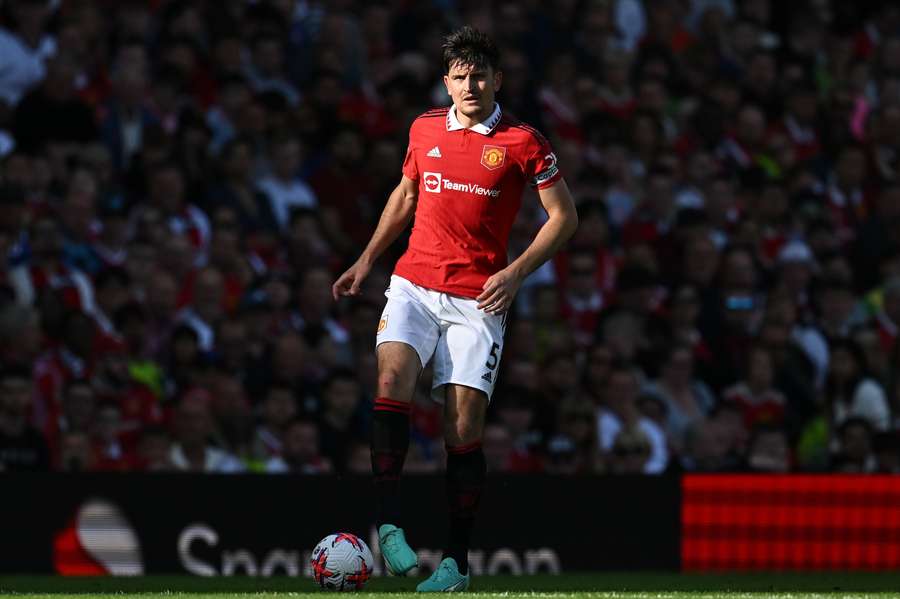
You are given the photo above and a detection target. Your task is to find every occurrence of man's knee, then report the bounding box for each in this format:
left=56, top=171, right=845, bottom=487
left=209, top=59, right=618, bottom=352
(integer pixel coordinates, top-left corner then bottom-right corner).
left=377, top=368, right=411, bottom=395
left=376, top=343, right=420, bottom=398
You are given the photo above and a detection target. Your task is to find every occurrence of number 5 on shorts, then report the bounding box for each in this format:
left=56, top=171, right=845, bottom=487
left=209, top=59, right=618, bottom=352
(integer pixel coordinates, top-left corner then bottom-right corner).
left=485, top=342, right=501, bottom=371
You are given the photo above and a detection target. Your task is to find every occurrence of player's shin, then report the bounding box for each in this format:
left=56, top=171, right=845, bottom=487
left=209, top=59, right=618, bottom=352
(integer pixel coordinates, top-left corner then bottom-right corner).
left=371, top=397, right=411, bottom=526
left=444, top=441, right=486, bottom=576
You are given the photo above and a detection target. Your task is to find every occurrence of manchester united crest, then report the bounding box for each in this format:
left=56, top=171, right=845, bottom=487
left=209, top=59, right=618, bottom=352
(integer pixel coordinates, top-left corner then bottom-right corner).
left=480, top=145, right=506, bottom=170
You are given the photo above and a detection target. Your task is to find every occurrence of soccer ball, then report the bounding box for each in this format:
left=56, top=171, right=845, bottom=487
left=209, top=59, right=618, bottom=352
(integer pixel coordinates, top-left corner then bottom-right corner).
left=311, top=533, right=374, bottom=591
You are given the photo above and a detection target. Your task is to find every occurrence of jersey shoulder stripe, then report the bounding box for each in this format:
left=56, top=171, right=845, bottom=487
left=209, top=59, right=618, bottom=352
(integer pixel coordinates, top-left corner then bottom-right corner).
left=500, top=114, right=551, bottom=145
left=415, top=107, right=450, bottom=121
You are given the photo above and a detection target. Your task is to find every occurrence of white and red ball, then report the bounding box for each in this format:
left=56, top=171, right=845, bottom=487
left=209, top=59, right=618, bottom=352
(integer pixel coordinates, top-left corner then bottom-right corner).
left=311, top=533, right=374, bottom=591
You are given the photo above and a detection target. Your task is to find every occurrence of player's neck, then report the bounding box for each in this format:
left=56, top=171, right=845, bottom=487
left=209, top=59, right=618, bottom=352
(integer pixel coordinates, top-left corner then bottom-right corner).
left=454, top=104, right=491, bottom=129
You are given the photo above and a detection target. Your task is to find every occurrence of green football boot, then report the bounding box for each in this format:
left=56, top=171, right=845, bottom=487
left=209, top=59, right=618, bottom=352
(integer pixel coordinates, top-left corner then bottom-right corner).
left=378, top=524, right=418, bottom=576
left=416, top=557, right=470, bottom=592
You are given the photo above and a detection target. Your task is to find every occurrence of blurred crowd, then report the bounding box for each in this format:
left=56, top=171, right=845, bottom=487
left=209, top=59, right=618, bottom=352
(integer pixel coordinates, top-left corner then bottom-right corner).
left=2, top=0, right=900, bottom=475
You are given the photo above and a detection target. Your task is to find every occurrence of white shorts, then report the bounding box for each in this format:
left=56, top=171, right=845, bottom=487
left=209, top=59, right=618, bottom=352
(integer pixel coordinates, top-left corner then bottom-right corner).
left=376, top=275, right=506, bottom=403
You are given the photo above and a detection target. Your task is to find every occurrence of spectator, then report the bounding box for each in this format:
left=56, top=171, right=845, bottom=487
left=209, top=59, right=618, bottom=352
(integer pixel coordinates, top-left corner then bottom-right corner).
left=874, top=431, right=900, bottom=474
left=13, top=53, right=97, bottom=152
left=54, top=379, right=96, bottom=448
left=135, top=425, right=175, bottom=472
left=482, top=424, right=521, bottom=473
left=244, top=32, right=300, bottom=107
left=607, top=427, right=653, bottom=474
left=284, top=207, right=335, bottom=276
left=99, top=50, right=158, bottom=172
left=559, top=250, right=605, bottom=347
left=0, top=304, right=42, bottom=371
left=58, top=430, right=95, bottom=472
left=169, top=391, right=243, bottom=473
left=344, top=441, right=370, bottom=475
left=316, top=368, right=365, bottom=472
left=144, top=162, right=210, bottom=259
left=291, top=266, right=352, bottom=369
left=544, top=434, right=582, bottom=475
left=251, top=384, right=297, bottom=461
left=641, top=344, right=716, bottom=450
left=92, top=348, right=161, bottom=438
left=266, top=418, right=332, bottom=474
left=163, top=324, right=206, bottom=400
left=212, top=318, right=251, bottom=380
left=537, top=351, right=582, bottom=434
left=91, top=267, right=131, bottom=344
left=816, top=278, right=859, bottom=339
left=667, top=284, right=711, bottom=367
left=208, top=373, right=253, bottom=458
left=92, top=400, right=130, bottom=471
left=256, top=135, right=318, bottom=234
left=756, top=316, right=818, bottom=439
left=206, top=74, right=251, bottom=155
left=826, top=338, right=891, bottom=433
left=263, top=331, right=310, bottom=399
left=597, top=363, right=668, bottom=474
left=93, top=194, right=131, bottom=270
left=142, top=267, right=179, bottom=358
left=208, top=137, right=280, bottom=236
left=491, top=388, right=544, bottom=471
left=680, top=418, right=732, bottom=472
left=832, top=417, right=876, bottom=473
left=32, top=311, right=97, bottom=434
left=9, top=217, right=95, bottom=311
left=0, top=367, right=49, bottom=471
left=722, top=345, right=787, bottom=431
left=582, top=343, right=614, bottom=405
left=744, top=426, right=791, bottom=473
left=309, top=126, right=369, bottom=250
left=549, top=399, right=599, bottom=474
left=0, top=0, right=55, bottom=109
left=177, top=266, right=225, bottom=353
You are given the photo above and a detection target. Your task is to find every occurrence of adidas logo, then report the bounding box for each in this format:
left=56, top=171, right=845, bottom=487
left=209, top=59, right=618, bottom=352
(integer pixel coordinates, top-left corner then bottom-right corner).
left=427, top=146, right=442, bottom=158
left=481, top=371, right=492, bottom=383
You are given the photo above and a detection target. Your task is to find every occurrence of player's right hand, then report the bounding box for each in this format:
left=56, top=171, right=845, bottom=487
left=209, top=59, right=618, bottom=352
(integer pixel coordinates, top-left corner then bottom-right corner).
left=332, top=260, right=371, bottom=301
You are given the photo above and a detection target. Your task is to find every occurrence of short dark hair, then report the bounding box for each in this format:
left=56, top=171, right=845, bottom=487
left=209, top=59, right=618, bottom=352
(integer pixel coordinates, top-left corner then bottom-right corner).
left=441, top=26, right=500, bottom=73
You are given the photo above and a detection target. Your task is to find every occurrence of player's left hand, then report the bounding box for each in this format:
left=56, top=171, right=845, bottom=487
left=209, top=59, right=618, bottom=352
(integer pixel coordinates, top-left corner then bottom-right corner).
left=476, top=268, right=523, bottom=315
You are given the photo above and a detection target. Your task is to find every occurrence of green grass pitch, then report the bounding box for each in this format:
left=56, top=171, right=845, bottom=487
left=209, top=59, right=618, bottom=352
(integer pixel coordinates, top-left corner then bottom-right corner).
left=4, top=573, right=900, bottom=599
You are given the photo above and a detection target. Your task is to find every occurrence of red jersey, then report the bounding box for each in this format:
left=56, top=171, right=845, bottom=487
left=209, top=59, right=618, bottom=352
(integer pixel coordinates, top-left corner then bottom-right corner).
left=395, top=104, right=562, bottom=298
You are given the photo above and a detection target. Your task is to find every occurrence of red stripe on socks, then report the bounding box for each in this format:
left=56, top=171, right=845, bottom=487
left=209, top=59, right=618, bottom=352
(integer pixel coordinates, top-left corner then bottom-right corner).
left=446, top=441, right=483, bottom=455
left=374, top=396, right=411, bottom=414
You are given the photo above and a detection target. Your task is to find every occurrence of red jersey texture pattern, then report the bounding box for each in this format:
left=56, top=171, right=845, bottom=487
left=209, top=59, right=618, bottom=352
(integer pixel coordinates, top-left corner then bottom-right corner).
left=395, top=103, right=561, bottom=298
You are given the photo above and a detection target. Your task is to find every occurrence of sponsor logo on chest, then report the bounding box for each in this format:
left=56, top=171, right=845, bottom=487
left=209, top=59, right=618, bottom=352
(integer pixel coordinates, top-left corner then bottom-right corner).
left=423, top=171, right=500, bottom=197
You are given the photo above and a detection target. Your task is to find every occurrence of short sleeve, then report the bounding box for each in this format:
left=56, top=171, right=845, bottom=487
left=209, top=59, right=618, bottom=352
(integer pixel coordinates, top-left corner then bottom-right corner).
left=523, top=131, right=562, bottom=189
left=401, top=124, right=419, bottom=181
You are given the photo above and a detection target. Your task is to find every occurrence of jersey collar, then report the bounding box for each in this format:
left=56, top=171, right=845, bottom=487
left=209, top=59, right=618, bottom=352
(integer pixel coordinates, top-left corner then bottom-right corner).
left=446, top=102, right=502, bottom=135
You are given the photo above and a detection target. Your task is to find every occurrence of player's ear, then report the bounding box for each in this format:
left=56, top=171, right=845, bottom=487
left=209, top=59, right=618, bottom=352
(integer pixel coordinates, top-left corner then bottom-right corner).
left=493, top=70, right=503, bottom=93
left=443, top=74, right=451, bottom=96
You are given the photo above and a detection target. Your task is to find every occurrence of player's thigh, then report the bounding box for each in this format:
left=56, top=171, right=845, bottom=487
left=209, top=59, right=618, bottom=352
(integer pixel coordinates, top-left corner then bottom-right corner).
left=443, top=384, right=489, bottom=446
left=375, top=342, right=422, bottom=401
left=375, top=277, right=441, bottom=401
left=431, top=301, right=505, bottom=404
